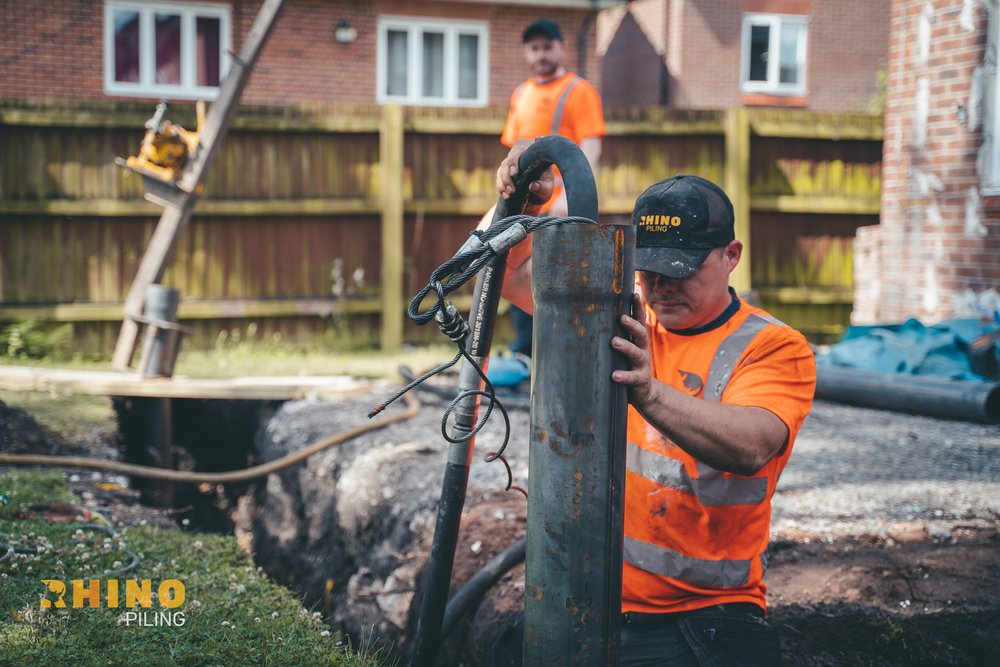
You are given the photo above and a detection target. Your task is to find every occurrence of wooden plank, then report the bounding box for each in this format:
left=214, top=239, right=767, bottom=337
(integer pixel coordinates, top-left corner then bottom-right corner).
left=380, top=104, right=405, bottom=351
left=748, top=109, right=883, bottom=141
left=754, top=286, right=855, bottom=304
left=0, top=365, right=368, bottom=401
left=750, top=194, right=881, bottom=215
left=0, top=297, right=382, bottom=322
left=725, top=107, right=751, bottom=292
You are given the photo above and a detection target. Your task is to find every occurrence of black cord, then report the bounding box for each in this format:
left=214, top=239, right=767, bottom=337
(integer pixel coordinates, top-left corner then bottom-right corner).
left=371, top=213, right=596, bottom=485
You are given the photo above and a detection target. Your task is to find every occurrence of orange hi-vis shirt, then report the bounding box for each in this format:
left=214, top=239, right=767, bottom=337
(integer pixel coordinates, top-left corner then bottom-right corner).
left=500, top=70, right=605, bottom=215
left=622, top=291, right=816, bottom=615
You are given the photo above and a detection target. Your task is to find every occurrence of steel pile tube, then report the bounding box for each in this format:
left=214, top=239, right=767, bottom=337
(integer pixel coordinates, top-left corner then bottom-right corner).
left=410, top=136, right=601, bottom=666
left=525, top=222, right=634, bottom=666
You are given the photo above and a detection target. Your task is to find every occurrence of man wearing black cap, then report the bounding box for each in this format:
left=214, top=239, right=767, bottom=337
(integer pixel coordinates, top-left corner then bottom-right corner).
left=495, top=159, right=816, bottom=665
left=484, top=17, right=606, bottom=362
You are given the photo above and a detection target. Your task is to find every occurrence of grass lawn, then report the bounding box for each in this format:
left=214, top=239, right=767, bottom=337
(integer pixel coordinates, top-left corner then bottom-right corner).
left=0, top=470, right=386, bottom=666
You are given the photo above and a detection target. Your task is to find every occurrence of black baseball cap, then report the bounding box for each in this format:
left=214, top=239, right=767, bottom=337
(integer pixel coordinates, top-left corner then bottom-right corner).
left=523, top=18, right=563, bottom=43
left=632, top=175, right=735, bottom=279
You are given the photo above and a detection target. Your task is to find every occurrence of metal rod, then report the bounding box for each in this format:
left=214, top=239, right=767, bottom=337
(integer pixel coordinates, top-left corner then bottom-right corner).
left=525, top=222, right=634, bottom=666
left=410, top=136, right=600, bottom=666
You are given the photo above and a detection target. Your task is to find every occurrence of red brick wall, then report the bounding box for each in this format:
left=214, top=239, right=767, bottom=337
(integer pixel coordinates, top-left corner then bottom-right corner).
left=599, top=0, right=889, bottom=112
left=0, top=0, right=597, bottom=107
left=853, top=0, right=1000, bottom=324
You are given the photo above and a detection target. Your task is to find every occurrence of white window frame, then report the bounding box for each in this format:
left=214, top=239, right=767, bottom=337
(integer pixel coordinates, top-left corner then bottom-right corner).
left=376, top=16, right=490, bottom=107
left=103, top=0, right=231, bottom=100
left=740, top=13, right=808, bottom=96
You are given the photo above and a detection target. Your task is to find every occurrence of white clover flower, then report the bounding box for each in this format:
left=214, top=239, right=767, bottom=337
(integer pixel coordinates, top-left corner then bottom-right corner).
left=190, top=600, right=202, bottom=610
left=320, top=630, right=331, bottom=638
left=255, top=617, right=262, bottom=624
left=221, top=620, right=231, bottom=627
left=193, top=541, right=203, bottom=550
left=113, top=561, right=123, bottom=569
left=271, top=611, right=279, bottom=619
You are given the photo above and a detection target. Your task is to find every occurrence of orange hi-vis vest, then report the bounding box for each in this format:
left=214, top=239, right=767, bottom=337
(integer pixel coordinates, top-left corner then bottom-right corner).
left=500, top=71, right=606, bottom=214
left=622, top=293, right=816, bottom=615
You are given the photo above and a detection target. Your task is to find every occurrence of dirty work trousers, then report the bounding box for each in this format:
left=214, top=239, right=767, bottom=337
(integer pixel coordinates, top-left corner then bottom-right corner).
left=493, top=603, right=783, bottom=666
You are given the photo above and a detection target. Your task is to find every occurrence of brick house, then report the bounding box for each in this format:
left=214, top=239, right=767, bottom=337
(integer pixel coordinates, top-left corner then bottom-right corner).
left=597, top=0, right=891, bottom=112
left=853, top=0, right=1000, bottom=324
left=0, top=0, right=611, bottom=107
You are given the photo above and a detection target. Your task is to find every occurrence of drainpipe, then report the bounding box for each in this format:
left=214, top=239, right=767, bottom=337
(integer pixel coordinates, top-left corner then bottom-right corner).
left=577, top=0, right=600, bottom=79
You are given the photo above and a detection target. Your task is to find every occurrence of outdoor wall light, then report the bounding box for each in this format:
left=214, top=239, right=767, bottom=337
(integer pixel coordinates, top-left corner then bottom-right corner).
left=335, top=19, right=357, bottom=44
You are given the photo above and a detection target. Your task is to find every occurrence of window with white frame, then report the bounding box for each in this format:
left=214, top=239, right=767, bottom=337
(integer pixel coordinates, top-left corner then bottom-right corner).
left=741, top=14, right=808, bottom=96
left=104, top=0, right=231, bottom=99
left=377, top=17, right=489, bottom=106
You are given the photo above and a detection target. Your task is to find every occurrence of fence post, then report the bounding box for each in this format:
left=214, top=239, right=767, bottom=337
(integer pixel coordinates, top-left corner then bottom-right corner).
left=380, top=103, right=405, bottom=351
left=725, top=106, right=751, bottom=293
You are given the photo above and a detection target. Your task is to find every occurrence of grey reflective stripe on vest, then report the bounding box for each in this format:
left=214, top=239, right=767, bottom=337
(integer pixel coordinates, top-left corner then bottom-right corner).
left=703, top=313, right=786, bottom=402
left=624, top=536, right=752, bottom=587
left=626, top=442, right=768, bottom=506
left=551, top=76, right=582, bottom=135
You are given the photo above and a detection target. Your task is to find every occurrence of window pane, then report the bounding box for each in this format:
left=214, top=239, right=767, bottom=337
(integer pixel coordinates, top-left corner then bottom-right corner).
left=458, top=34, right=479, bottom=99
left=748, top=24, right=770, bottom=82
left=422, top=32, right=444, bottom=98
left=155, top=13, right=182, bottom=85
left=386, top=30, right=408, bottom=96
left=779, top=23, right=802, bottom=85
left=197, top=16, right=221, bottom=86
left=114, top=9, right=140, bottom=83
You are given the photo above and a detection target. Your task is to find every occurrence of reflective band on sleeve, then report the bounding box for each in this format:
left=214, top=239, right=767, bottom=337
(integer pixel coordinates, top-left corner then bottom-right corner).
left=703, top=313, right=785, bottom=402
left=624, top=536, right=752, bottom=587
left=551, top=76, right=582, bottom=135
left=627, top=442, right=768, bottom=506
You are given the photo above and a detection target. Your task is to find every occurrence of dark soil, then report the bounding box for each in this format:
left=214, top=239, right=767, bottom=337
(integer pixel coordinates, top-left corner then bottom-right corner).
left=2, top=396, right=999, bottom=665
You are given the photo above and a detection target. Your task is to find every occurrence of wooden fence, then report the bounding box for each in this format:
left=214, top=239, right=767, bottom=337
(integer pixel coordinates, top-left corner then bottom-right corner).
left=0, top=99, right=882, bottom=353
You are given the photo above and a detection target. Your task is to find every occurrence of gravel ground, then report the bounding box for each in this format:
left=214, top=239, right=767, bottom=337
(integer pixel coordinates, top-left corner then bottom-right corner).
left=361, top=383, right=1000, bottom=537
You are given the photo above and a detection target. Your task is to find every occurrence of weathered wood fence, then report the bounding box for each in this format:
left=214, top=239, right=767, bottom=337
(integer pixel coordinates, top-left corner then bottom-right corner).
left=0, top=99, right=881, bottom=353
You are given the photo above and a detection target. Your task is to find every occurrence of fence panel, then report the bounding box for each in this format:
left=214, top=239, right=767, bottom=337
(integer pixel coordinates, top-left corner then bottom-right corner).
left=0, top=100, right=882, bottom=352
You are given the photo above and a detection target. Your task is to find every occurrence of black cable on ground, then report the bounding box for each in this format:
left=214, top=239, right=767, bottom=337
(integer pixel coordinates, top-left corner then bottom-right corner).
left=441, top=536, right=527, bottom=639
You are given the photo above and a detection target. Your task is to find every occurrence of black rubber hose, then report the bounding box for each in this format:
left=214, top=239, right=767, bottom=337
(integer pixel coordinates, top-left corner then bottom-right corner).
left=441, top=536, right=526, bottom=639
left=816, top=365, right=1000, bottom=424
left=410, top=137, right=599, bottom=667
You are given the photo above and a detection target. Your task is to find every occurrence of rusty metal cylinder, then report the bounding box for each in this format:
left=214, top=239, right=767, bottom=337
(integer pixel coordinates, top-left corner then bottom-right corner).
left=525, top=222, right=634, bottom=666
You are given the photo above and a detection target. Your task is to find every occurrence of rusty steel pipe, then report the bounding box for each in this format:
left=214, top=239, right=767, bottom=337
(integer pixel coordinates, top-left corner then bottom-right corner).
left=525, top=222, right=634, bottom=666
left=410, top=136, right=601, bottom=667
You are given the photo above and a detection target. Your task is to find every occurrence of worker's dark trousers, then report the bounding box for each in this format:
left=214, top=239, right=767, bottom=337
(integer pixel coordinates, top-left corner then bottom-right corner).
left=493, top=603, right=782, bottom=666
left=509, top=305, right=533, bottom=357
left=619, top=603, right=783, bottom=666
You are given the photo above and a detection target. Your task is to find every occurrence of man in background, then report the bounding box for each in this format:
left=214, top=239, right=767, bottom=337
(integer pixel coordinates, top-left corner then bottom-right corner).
left=484, top=17, right=606, bottom=362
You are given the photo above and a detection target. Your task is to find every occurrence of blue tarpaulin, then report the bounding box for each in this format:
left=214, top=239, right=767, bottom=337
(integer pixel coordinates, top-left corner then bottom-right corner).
left=818, top=318, right=1000, bottom=382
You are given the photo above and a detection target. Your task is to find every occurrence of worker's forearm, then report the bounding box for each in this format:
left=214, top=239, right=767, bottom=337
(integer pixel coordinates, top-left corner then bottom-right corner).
left=633, top=383, right=787, bottom=475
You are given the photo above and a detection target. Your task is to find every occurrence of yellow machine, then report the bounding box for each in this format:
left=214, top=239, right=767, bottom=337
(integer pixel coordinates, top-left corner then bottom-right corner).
left=123, top=101, right=204, bottom=183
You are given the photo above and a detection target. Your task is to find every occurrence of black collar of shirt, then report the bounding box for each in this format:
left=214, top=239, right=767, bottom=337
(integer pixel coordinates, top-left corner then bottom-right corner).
left=665, top=288, right=741, bottom=336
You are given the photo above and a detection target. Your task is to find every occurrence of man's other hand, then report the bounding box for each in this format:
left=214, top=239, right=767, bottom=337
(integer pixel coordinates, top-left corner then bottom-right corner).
left=496, top=142, right=555, bottom=207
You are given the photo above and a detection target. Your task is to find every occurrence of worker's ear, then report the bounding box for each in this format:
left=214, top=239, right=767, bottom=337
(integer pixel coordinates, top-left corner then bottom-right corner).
left=722, top=241, right=742, bottom=274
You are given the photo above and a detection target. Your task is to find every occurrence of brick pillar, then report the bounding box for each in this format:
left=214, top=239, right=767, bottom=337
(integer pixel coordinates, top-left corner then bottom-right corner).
left=854, top=0, right=1000, bottom=325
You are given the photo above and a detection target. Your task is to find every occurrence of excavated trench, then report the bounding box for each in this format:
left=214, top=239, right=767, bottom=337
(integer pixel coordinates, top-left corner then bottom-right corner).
left=65, top=391, right=1000, bottom=665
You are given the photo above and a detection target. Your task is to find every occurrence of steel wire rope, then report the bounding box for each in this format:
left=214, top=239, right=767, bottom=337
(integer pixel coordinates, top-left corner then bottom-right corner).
left=369, top=213, right=596, bottom=470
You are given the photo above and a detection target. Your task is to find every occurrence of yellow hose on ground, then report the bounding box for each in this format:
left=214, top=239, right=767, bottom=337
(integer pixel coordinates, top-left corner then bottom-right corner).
left=0, top=392, right=420, bottom=484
